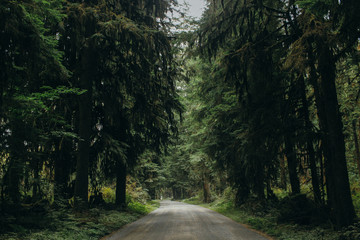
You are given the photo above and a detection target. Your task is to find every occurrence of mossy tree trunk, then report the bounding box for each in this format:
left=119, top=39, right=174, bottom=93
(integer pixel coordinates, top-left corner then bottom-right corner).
left=314, top=42, right=355, bottom=227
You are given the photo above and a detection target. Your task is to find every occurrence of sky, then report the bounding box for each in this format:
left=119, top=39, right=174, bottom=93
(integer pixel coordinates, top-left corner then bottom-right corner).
left=179, top=0, right=207, bottom=19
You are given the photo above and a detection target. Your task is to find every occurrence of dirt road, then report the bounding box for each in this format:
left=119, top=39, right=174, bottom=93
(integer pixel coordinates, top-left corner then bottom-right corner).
left=102, top=200, right=269, bottom=240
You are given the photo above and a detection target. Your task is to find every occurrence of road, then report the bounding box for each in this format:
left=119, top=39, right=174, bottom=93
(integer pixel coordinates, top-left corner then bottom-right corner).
left=102, top=200, right=270, bottom=240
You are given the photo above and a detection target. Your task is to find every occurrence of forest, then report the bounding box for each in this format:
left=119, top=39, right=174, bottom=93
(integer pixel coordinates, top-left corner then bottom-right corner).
left=1, top=0, right=360, bottom=239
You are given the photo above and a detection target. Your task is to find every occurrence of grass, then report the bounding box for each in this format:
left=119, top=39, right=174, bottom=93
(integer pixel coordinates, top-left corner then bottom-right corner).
left=0, top=200, right=160, bottom=240
left=183, top=196, right=343, bottom=240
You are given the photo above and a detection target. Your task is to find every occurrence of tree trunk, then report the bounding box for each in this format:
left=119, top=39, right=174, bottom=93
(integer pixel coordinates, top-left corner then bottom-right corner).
left=313, top=42, right=355, bottom=227
left=32, top=158, right=40, bottom=201
left=279, top=152, right=287, bottom=190
left=7, top=121, right=26, bottom=205
left=307, top=142, right=322, bottom=204
left=0, top=70, right=3, bottom=116
left=254, top=163, right=265, bottom=200
left=299, top=76, right=322, bottom=204
left=235, top=183, right=250, bottom=206
left=54, top=139, right=72, bottom=202
left=266, top=178, right=276, bottom=199
left=74, top=45, right=95, bottom=210
left=352, top=120, right=360, bottom=177
left=115, top=161, right=127, bottom=208
left=284, top=136, right=300, bottom=194
left=203, top=174, right=211, bottom=203
left=148, top=187, right=156, bottom=200
left=319, top=143, right=326, bottom=202
left=7, top=158, right=22, bottom=205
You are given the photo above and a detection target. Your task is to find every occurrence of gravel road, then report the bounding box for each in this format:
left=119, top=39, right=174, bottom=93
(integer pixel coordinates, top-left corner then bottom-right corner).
left=102, top=200, right=270, bottom=240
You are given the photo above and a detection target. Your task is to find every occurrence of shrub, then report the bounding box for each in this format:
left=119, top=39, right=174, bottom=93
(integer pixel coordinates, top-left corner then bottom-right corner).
left=340, top=222, right=360, bottom=240
left=101, top=187, right=116, bottom=203
left=277, top=194, right=329, bottom=225
left=127, top=201, right=148, bottom=214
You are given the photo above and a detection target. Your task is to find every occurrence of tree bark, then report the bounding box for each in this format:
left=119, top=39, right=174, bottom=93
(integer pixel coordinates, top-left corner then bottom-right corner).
left=299, top=76, right=322, bottom=204
left=115, top=161, right=127, bottom=208
left=32, top=158, right=40, bottom=201
left=74, top=44, right=95, bottom=210
left=203, top=174, right=211, bottom=203
left=0, top=68, right=4, bottom=116
left=7, top=158, right=22, bottom=205
left=54, top=138, right=72, bottom=202
left=235, top=174, right=250, bottom=206
left=352, top=120, right=360, bottom=177
left=284, top=136, right=300, bottom=194
left=254, top=163, right=265, bottom=200
left=279, top=152, right=287, bottom=190
left=307, top=142, right=322, bottom=204
left=7, top=121, right=26, bottom=205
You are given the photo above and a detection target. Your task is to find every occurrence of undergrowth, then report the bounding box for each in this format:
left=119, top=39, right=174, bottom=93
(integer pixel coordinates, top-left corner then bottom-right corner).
left=183, top=195, right=354, bottom=240
left=0, top=200, right=159, bottom=240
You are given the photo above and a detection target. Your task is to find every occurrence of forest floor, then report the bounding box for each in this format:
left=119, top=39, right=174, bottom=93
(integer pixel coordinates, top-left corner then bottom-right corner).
left=183, top=196, right=360, bottom=240
left=0, top=200, right=160, bottom=240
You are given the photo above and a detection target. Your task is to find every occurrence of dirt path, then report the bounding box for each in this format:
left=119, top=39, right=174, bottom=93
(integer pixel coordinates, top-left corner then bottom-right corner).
left=102, top=200, right=270, bottom=240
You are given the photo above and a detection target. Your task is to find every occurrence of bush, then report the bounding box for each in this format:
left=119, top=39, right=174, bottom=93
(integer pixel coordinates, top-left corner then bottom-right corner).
left=126, top=177, right=151, bottom=204
left=127, top=201, right=148, bottom=214
left=102, top=187, right=116, bottom=203
left=0, top=201, right=156, bottom=240
left=340, top=222, right=360, bottom=240
left=277, top=194, right=329, bottom=225
left=223, top=187, right=236, bottom=202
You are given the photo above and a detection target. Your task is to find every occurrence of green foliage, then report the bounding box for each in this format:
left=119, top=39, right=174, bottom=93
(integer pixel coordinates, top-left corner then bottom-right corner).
left=186, top=195, right=343, bottom=240
left=1, top=0, right=360, bottom=236
left=352, top=186, right=360, bottom=213
left=340, top=222, right=360, bottom=240
left=100, top=187, right=115, bottom=203
left=1, top=0, right=181, bottom=213
left=171, top=0, right=360, bottom=229
left=0, top=199, right=158, bottom=240
left=277, top=194, right=328, bottom=225
left=296, top=0, right=333, bottom=17
left=127, top=201, right=149, bottom=214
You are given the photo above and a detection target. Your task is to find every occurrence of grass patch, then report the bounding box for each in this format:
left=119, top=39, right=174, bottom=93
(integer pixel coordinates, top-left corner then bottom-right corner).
left=145, top=200, right=161, bottom=212
left=128, top=199, right=160, bottom=214
left=0, top=201, right=159, bottom=240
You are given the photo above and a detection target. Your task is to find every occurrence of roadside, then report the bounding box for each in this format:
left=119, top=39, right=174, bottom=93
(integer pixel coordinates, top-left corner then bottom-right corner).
left=0, top=200, right=160, bottom=240
left=183, top=196, right=354, bottom=240
left=101, top=200, right=270, bottom=240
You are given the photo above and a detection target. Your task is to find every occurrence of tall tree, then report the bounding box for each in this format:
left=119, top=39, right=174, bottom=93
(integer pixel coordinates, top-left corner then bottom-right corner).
left=0, top=0, right=69, bottom=205
left=286, top=0, right=359, bottom=225
left=61, top=0, right=181, bottom=208
left=195, top=0, right=359, bottom=227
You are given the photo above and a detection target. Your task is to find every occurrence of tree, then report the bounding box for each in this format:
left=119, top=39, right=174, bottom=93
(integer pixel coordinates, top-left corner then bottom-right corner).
left=192, top=0, right=358, bottom=227
left=285, top=0, right=358, bottom=226
left=0, top=0, right=69, bottom=205
left=61, top=0, right=181, bottom=209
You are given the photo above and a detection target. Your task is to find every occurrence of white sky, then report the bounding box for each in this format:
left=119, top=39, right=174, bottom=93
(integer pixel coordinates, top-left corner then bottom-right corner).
left=179, top=0, right=207, bottom=19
